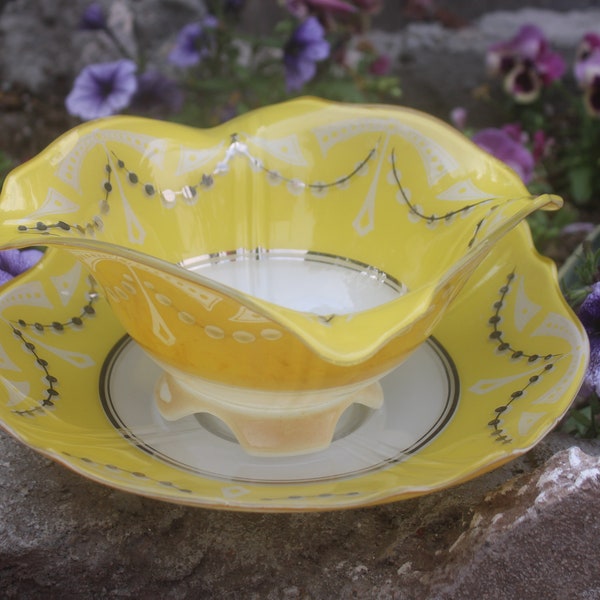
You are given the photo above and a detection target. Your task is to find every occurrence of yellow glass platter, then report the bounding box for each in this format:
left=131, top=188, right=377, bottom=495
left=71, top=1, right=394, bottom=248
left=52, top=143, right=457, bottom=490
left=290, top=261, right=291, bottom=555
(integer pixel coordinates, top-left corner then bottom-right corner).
left=0, top=98, right=568, bottom=456
left=0, top=220, right=587, bottom=511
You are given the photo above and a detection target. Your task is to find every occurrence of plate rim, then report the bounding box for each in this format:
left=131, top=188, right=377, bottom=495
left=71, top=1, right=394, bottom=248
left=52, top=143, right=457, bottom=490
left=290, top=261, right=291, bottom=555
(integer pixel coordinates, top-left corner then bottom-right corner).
left=0, top=226, right=589, bottom=511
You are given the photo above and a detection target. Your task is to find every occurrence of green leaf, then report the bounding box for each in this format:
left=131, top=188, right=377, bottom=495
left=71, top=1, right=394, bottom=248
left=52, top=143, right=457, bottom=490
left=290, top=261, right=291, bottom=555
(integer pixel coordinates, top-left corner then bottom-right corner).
left=568, top=164, right=595, bottom=205
left=0, top=150, right=14, bottom=191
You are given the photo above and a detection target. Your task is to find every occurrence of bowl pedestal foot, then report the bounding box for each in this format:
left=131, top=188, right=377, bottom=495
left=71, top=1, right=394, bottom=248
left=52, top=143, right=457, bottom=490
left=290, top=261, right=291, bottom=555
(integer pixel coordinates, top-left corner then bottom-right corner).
left=154, top=369, right=384, bottom=456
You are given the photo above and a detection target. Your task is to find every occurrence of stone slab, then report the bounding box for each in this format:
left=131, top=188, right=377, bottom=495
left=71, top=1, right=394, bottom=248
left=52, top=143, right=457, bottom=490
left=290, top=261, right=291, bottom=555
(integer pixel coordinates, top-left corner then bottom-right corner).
left=1, top=426, right=599, bottom=599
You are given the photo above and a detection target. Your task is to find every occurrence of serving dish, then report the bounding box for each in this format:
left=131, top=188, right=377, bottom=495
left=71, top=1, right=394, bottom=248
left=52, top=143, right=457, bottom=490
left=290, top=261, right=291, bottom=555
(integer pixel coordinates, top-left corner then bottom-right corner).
left=0, top=220, right=587, bottom=511
left=0, top=98, right=563, bottom=455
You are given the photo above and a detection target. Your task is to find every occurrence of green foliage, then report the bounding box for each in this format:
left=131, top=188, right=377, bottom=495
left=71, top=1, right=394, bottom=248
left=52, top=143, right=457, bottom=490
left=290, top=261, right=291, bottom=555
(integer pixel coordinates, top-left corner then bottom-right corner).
left=562, top=395, right=600, bottom=439
left=71, top=3, right=401, bottom=128
left=0, top=150, right=14, bottom=191
left=526, top=205, right=577, bottom=251
left=558, top=236, right=600, bottom=438
left=483, top=84, right=600, bottom=210
left=172, top=13, right=401, bottom=127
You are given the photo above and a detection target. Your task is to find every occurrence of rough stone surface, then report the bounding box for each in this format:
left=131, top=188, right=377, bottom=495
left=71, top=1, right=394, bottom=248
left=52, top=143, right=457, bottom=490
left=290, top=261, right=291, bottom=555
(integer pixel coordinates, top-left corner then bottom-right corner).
left=425, top=446, right=600, bottom=599
left=0, top=0, right=211, bottom=159
left=1, top=427, right=599, bottom=599
left=0, top=0, right=206, bottom=92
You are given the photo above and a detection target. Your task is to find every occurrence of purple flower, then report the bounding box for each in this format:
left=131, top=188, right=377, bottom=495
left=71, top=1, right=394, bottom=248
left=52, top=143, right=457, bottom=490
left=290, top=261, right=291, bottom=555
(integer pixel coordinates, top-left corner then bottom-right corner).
left=502, top=62, right=543, bottom=103
left=584, top=81, right=600, bottom=118
left=560, top=222, right=595, bottom=236
left=0, top=249, right=43, bottom=286
left=575, top=33, right=600, bottom=70
left=573, top=34, right=600, bottom=117
left=532, top=129, right=554, bottom=162
left=575, top=47, right=600, bottom=89
left=283, top=17, right=330, bottom=91
left=80, top=2, right=106, bottom=30
left=576, top=53, right=600, bottom=115
left=65, top=59, right=138, bottom=121
left=577, top=282, right=600, bottom=396
left=224, top=0, right=246, bottom=13
left=130, top=70, right=185, bottom=115
left=450, top=106, right=467, bottom=130
left=487, top=25, right=543, bottom=69
left=168, top=18, right=218, bottom=68
left=486, top=24, right=565, bottom=103
left=368, top=54, right=391, bottom=76
left=472, top=126, right=535, bottom=184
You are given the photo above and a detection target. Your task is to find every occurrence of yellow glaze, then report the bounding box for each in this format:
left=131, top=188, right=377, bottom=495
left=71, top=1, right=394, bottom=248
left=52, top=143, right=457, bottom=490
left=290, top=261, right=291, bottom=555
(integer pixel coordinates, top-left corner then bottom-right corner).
left=0, top=98, right=567, bottom=456
left=0, top=224, right=587, bottom=510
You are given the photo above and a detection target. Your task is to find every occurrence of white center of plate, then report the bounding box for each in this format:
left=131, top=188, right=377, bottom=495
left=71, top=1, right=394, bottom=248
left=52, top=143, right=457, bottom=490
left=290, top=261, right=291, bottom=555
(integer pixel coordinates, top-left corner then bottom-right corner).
left=182, top=251, right=406, bottom=315
left=100, top=337, right=459, bottom=484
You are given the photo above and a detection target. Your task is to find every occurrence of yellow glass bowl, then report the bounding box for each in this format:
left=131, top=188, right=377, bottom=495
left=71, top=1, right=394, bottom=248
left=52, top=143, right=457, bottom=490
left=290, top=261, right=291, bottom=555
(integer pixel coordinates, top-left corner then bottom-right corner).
left=0, top=97, right=561, bottom=455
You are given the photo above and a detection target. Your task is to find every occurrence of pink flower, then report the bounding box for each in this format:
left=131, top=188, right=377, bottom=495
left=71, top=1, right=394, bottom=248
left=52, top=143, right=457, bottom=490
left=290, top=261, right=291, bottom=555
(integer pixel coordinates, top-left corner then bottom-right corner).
left=574, top=37, right=600, bottom=88
left=575, top=33, right=600, bottom=64
left=532, top=129, right=554, bottom=162
left=486, top=24, right=565, bottom=103
left=573, top=33, right=600, bottom=117
left=368, top=54, right=391, bottom=76
left=449, top=107, right=467, bottom=130
left=472, top=125, right=535, bottom=184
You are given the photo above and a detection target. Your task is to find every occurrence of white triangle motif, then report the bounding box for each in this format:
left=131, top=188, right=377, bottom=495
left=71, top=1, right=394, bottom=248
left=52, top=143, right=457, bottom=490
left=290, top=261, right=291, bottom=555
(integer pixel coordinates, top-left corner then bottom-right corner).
left=50, top=262, right=83, bottom=307
left=518, top=411, right=545, bottom=436
left=22, top=188, right=81, bottom=221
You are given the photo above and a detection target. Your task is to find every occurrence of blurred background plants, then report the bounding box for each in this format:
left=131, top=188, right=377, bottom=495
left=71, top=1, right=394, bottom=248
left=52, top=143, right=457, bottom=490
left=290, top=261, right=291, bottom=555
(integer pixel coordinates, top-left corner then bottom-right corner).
left=459, top=22, right=600, bottom=439
left=459, top=23, right=600, bottom=243
left=64, top=0, right=401, bottom=127
left=558, top=239, right=600, bottom=439
left=0, top=151, right=14, bottom=189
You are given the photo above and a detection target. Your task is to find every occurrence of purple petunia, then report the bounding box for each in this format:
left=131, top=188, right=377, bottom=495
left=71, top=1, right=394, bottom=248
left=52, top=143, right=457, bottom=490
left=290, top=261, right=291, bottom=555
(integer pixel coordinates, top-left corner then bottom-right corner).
left=450, top=106, right=468, bottom=130
left=283, top=16, right=330, bottom=92
left=224, top=0, right=246, bottom=13
left=80, top=2, right=106, bottom=30
left=577, top=282, right=600, bottom=396
left=0, top=249, right=44, bottom=286
left=486, top=24, right=565, bottom=103
left=130, top=70, right=185, bottom=115
left=168, top=18, right=218, bottom=68
left=472, top=125, right=535, bottom=184
left=65, top=59, right=138, bottom=121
